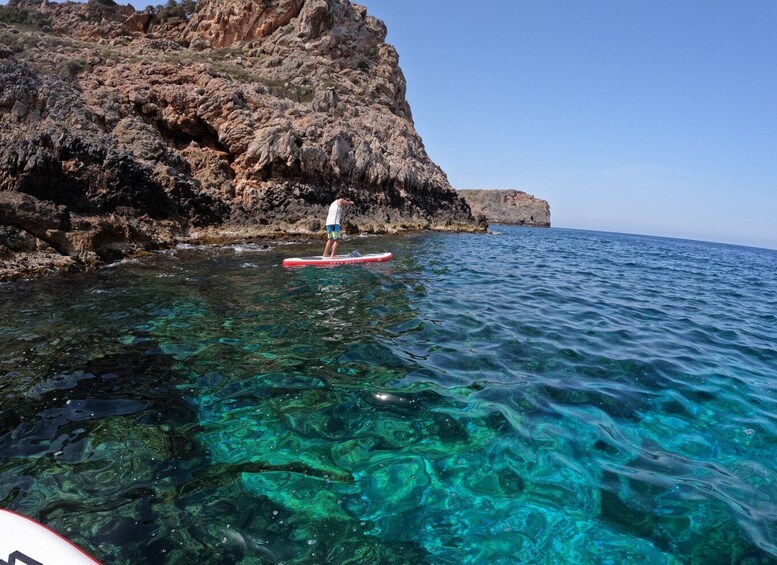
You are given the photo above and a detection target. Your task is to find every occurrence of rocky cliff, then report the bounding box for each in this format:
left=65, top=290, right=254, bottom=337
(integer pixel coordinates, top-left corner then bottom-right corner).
left=0, top=0, right=483, bottom=280
left=457, top=189, right=550, bottom=227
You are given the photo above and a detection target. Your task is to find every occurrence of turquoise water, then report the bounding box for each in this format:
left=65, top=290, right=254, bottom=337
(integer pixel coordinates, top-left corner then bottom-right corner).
left=1, top=227, right=776, bottom=563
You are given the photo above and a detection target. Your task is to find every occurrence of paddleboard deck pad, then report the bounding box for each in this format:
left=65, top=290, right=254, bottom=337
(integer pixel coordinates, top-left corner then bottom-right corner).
left=283, top=252, right=392, bottom=267
left=0, top=509, right=100, bottom=564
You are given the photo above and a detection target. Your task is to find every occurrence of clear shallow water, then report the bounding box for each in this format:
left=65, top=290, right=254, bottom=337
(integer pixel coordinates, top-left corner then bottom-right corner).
left=1, top=227, right=777, bottom=563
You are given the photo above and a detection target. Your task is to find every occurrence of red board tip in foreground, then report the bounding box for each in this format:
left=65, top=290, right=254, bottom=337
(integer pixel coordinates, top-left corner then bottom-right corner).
left=283, top=252, right=393, bottom=267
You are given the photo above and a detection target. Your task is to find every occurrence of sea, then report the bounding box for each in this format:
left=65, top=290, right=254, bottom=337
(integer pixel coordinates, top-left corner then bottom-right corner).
left=1, top=226, right=776, bottom=564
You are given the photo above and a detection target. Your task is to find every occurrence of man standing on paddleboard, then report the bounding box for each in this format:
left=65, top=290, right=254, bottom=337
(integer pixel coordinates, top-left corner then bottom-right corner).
left=323, top=194, right=354, bottom=258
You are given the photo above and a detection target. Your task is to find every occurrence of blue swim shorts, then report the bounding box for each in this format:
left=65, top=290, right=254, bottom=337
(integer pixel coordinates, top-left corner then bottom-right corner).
left=326, top=225, right=341, bottom=240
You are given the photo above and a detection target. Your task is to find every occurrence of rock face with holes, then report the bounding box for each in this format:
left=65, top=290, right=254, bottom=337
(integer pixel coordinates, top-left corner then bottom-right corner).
left=457, top=190, right=550, bottom=227
left=0, top=0, right=485, bottom=280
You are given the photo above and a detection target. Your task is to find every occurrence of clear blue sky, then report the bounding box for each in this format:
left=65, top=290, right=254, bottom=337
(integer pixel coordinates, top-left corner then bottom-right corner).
left=5, top=0, right=776, bottom=248
left=359, top=0, right=777, bottom=250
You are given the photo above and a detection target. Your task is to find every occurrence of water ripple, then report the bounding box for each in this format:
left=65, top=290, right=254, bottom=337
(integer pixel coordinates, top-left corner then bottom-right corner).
left=0, top=228, right=776, bottom=562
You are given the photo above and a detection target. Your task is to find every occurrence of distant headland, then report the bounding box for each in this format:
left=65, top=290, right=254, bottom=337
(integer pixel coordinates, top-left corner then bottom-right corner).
left=457, top=189, right=550, bottom=227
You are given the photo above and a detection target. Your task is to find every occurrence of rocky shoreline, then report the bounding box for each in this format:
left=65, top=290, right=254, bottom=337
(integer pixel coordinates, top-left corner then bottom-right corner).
left=0, top=0, right=495, bottom=281
left=1, top=0, right=554, bottom=283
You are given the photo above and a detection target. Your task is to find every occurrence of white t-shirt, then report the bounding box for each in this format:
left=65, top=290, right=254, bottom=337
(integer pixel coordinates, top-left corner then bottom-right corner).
left=326, top=200, right=343, bottom=226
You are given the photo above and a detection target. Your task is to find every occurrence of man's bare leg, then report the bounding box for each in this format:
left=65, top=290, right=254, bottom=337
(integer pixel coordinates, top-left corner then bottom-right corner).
left=330, top=240, right=339, bottom=258
left=323, top=239, right=333, bottom=258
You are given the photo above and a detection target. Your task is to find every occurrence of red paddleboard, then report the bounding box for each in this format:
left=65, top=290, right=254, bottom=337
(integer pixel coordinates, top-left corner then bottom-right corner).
left=283, top=252, right=392, bottom=267
left=0, top=509, right=100, bottom=564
